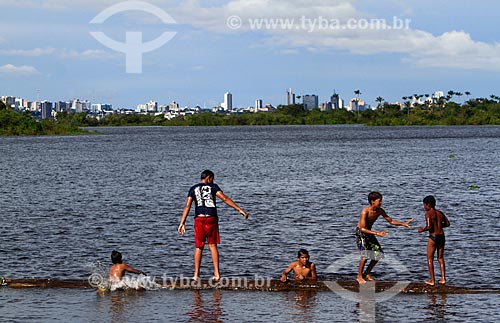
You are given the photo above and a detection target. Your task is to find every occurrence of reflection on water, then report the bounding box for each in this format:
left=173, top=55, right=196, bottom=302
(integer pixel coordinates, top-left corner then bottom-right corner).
left=187, top=290, right=224, bottom=323
left=282, top=290, right=318, bottom=322
left=97, top=290, right=148, bottom=323
left=426, top=293, right=448, bottom=322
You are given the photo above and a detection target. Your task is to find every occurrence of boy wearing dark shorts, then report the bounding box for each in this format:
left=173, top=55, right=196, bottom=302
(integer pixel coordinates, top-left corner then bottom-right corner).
left=418, top=195, right=450, bottom=286
left=178, top=170, right=248, bottom=281
left=356, top=192, right=413, bottom=284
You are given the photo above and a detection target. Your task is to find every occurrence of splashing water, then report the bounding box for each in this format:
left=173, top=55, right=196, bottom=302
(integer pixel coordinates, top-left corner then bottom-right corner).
left=87, top=261, right=159, bottom=291
left=109, top=275, right=160, bottom=291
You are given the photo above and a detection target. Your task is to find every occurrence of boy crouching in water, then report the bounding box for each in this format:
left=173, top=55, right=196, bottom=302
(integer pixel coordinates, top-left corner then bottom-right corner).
left=356, top=192, right=413, bottom=284
left=281, top=249, right=317, bottom=282
left=418, top=195, right=450, bottom=286
left=109, top=250, right=146, bottom=284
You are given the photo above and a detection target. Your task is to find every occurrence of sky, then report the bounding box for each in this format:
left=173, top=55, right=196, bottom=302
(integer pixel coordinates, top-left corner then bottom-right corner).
left=1, top=0, right=499, bottom=109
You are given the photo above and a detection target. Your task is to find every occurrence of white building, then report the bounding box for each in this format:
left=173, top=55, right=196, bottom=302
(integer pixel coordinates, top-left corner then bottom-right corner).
left=286, top=88, right=295, bottom=105
left=221, top=92, right=232, bottom=111
left=136, top=100, right=157, bottom=113
left=255, top=99, right=262, bottom=109
left=349, top=99, right=369, bottom=112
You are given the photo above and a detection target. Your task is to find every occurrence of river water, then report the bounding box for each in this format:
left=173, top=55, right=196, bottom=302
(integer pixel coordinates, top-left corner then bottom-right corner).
left=1, top=125, right=499, bottom=322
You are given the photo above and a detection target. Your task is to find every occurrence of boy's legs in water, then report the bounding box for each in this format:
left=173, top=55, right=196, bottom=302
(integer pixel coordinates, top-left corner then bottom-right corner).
left=357, top=258, right=378, bottom=283
left=425, top=239, right=437, bottom=286
left=193, top=247, right=203, bottom=281
left=364, top=260, right=378, bottom=281
left=208, top=244, right=220, bottom=280
left=357, top=259, right=367, bottom=283
left=437, top=244, right=446, bottom=284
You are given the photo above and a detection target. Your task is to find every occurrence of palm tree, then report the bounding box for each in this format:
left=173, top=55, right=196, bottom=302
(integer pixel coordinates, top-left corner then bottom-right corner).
left=455, top=92, right=463, bottom=104
left=354, top=89, right=361, bottom=100
left=354, top=89, right=362, bottom=114
left=447, top=90, right=455, bottom=102
left=375, top=96, right=384, bottom=109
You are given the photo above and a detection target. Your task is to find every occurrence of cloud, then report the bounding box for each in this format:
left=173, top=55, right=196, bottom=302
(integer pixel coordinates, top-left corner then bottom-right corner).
left=0, top=64, right=40, bottom=75
left=406, top=31, right=500, bottom=71
left=171, top=0, right=500, bottom=72
left=189, top=65, right=206, bottom=71
left=0, top=47, right=55, bottom=56
left=60, top=49, right=118, bottom=59
left=0, top=0, right=172, bottom=10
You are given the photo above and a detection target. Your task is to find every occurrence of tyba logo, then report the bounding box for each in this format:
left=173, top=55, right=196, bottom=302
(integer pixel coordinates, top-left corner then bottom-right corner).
left=89, top=1, right=177, bottom=73
left=324, top=252, right=411, bottom=321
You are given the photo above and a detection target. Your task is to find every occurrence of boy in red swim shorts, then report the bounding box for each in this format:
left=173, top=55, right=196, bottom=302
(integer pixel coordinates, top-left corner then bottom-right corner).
left=178, top=170, right=248, bottom=282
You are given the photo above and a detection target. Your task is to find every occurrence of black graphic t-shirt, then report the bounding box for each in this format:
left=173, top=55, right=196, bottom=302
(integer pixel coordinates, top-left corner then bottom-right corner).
left=188, top=183, right=221, bottom=217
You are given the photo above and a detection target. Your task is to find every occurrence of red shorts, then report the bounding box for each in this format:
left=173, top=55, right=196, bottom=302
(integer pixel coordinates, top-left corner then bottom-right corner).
left=194, top=216, right=220, bottom=249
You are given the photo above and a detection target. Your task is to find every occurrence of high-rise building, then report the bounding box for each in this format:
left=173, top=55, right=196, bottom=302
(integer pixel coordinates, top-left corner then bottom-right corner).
left=286, top=88, right=295, bottom=105
left=223, top=92, right=232, bottom=111
left=349, top=99, right=368, bottom=112
left=330, top=92, right=341, bottom=110
left=255, top=99, right=262, bottom=109
left=40, top=101, right=53, bottom=119
left=303, top=95, right=319, bottom=110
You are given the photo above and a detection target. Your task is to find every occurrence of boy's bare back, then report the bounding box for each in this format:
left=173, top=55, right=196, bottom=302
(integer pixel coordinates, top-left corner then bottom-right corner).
left=426, top=209, right=449, bottom=235
left=109, top=263, right=143, bottom=282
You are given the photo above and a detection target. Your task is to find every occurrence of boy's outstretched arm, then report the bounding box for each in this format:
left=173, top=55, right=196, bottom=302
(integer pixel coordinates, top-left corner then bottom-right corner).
left=216, top=191, right=248, bottom=219
left=382, top=210, right=414, bottom=228
left=358, top=209, right=388, bottom=236
left=124, top=264, right=146, bottom=276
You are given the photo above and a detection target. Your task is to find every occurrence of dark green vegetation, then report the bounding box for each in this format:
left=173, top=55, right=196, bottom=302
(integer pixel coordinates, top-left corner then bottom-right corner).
left=2, top=97, right=500, bottom=136
left=126, top=99, right=500, bottom=127
left=0, top=102, right=93, bottom=136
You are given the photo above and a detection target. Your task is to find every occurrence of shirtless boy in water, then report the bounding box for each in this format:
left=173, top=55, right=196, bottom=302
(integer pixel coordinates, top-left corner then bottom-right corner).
left=109, top=250, right=146, bottom=283
left=281, top=249, right=317, bottom=282
left=418, top=195, right=450, bottom=286
left=356, top=192, right=413, bottom=284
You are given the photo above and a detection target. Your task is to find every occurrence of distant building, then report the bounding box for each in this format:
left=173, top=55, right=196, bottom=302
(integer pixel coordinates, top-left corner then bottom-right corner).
left=91, top=103, right=112, bottom=112
left=1, top=96, right=16, bottom=107
left=55, top=101, right=71, bottom=112
left=40, top=101, right=53, bottom=119
left=29, top=101, right=38, bottom=112
left=286, top=88, right=295, bottom=105
left=303, top=95, right=319, bottom=110
left=14, top=97, right=25, bottom=110
left=136, top=100, right=157, bottom=113
left=255, top=99, right=262, bottom=109
left=222, top=92, right=232, bottom=111
left=349, top=99, right=369, bottom=112
left=330, top=92, right=342, bottom=110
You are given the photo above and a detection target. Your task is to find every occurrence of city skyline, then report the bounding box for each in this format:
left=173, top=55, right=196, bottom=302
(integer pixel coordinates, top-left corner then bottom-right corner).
left=1, top=1, right=499, bottom=109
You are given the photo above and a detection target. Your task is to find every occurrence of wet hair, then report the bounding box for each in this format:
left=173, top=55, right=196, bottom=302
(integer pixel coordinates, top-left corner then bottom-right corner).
left=201, top=169, right=214, bottom=180
left=368, top=192, right=382, bottom=204
left=111, top=250, right=123, bottom=264
left=423, top=195, right=436, bottom=208
left=298, top=249, right=310, bottom=258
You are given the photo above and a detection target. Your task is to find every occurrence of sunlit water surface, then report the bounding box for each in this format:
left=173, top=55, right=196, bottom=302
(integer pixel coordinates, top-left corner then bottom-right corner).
left=1, top=125, right=499, bottom=322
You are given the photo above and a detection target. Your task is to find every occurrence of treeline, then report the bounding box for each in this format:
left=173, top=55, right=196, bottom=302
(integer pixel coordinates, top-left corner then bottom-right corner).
left=2, top=98, right=500, bottom=136
left=164, top=99, right=500, bottom=126
left=0, top=101, right=93, bottom=136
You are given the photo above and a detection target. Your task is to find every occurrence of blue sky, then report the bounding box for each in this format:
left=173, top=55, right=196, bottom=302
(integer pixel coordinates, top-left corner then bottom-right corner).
left=1, top=0, right=499, bottom=109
